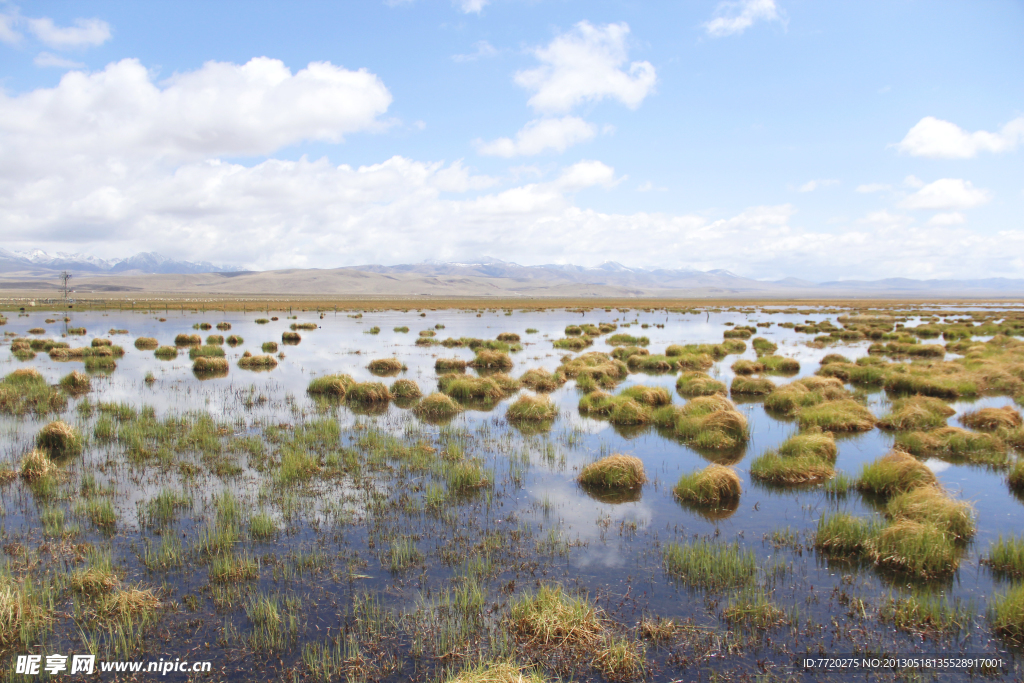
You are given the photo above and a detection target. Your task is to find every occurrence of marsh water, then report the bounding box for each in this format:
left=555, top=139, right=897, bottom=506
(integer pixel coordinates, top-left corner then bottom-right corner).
left=1, top=304, right=1022, bottom=681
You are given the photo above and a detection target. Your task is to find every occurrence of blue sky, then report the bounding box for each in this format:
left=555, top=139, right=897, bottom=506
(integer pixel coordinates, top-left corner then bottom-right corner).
left=1, top=0, right=1021, bottom=280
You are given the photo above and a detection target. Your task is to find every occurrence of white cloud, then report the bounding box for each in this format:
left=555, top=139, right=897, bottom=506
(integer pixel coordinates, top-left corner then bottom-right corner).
left=514, top=21, right=656, bottom=114
left=476, top=116, right=597, bottom=157
left=704, top=0, right=782, bottom=37
left=903, top=175, right=925, bottom=189
left=452, top=40, right=497, bottom=63
left=928, top=212, right=965, bottom=226
left=636, top=181, right=666, bottom=192
left=455, top=0, right=489, bottom=14
left=26, top=16, right=110, bottom=49
left=0, top=12, right=21, bottom=45
left=0, top=57, right=392, bottom=170
left=33, top=52, right=85, bottom=69
left=894, top=115, right=1024, bottom=159
left=798, top=179, right=838, bottom=193
left=855, top=183, right=890, bottom=193
left=901, top=178, right=992, bottom=211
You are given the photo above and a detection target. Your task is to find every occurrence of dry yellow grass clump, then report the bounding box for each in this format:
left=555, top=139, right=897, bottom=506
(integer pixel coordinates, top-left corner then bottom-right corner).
left=36, top=420, right=82, bottom=458
left=578, top=454, right=646, bottom=490
left=368, top=357, right=405, bottom=375
left=134, top=337, right=158, bottom=350
left=237, top=353, right=278, bottom=370
left=192, top=357, right=229, bottom=375
left=506, top=394, right=558, bottom=422
left=857, top=450, right=937, bottom=497
left=673, top=464, right=741, bottom=507
left=959, top=406, right=1022, bottom=431
left=877, top=395, right=955, bottom=431
left=20, top=449, right=56, bottom=481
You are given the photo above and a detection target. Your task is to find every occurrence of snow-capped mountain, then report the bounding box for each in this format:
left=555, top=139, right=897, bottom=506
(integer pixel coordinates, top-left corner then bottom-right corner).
left=0, top=249, right=230, bottom=275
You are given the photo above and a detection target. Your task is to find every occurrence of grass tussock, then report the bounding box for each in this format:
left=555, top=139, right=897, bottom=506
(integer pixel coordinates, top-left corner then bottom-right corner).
left=558, top=353, right=628, bottom=390
left=414, top=392, right=461, bottom=420
left=763, top=377, right=848, bottom=415
left=577, top=454, right=646, bottom=490
left=0, top=369, right=66, bottom=416
left=389, top=379, right=421, bottom=400
left=815, top=513, right=877, bottom=556
left=262, top=341, right=278, bottom=353
left=438, top=374, right=517, bottom=404
left=282, top=331, right=301, bottom=344
left=894, top=427, right=1007, bottom=467
left=730, top=376, right=775, bottom=396
left=346, top=382, right=392, bottom=404
left=578, top=392, right=651, bottom=425
left=960, top=406, right=1022, bottom=431
left=470, top=349, right=513, bottom=371
left=435, top=358, right=468, bottom=373
left=731, top=359, right=764, bottom=375
left=672, top=464, right=741, bottom=508
left=607, top=334, right=649, bottom=346
left=154, top=345, right=177, bottom=359
left=675, top=371, right=726, bottom=397
left=443, top=661, right=548, bottom=683
left=761, top=355, right=801, bottom=375
left=985, top=535, right=1024, bottom=577
left=885, top=485, right=975, bottom=542
left=868, top=519, right=960, bottom=578
left=857, top=450, right=937, bottom=496
left=36, top=420, right=82, bottom=458
left=134, top=337, right=158, bottom=350
left=750, top=429, right=837, bottom=485
left=307, top=374, right=354, bottom=398
left=506, top=395, right=558, bottom=422
left=797, top=399, right=875, bottom=432
left=989, top=584, right=1024, bottom=642
left=877, top=396, right=955, bottom=430
left=368, top=358, right=406, bottom=375
left=519, top=368, right=565, bottom=393
left=192, top=357, right=229, bottom=376
left=238, top=353, right=278, bottom=370
left=508, top=584, right=602, bottom=649
left=20, top=448, right=57, bottom=481
left=206, top=334, right=224, bottom=345
left=59, top=370, right=90, bottom=394
left=174, top=333, right=201, bottom=346
left=663, top=396, right=749, bottom=450
left=189, top=344, right=225, bottom=359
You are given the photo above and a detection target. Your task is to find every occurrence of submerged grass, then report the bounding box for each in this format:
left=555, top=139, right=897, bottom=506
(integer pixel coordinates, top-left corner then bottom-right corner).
left=662, top=540, right=757, bottom=590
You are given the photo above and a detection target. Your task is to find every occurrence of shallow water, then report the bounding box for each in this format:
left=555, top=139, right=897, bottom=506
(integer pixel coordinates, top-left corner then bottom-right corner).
left=1, top=305, right=1022, bottom=681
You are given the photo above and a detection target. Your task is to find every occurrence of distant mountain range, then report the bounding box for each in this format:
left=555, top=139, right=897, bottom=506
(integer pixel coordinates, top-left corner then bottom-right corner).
left=1, top=251, right=1023, bottom=298
left=0, top=249, right=229, bottom=275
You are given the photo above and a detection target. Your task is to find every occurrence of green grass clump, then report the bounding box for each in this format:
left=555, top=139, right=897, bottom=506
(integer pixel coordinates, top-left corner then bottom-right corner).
left=414, top=392, right=461, bottom=420
left=857, top=451, right=937, bottom=496
left=497, top=332, right=520, bottom=342
left=607, top=334, right=649, bottom=346
left=764, top=377, right=847, bottom=415
left=883, top=370, right=978, bottom=399
left=346, top=382, right=392, bottom=404
left=255, top=318, right=269, bottom=324
left=611, top=346, right=649, bottom=361
left=730, top=376, right=775, bottom=396
left=731, top=359, right=764, bottom=375
left=797, top=399, right=874, bottom=432
left=750, top=430, right=837, bottom=485
left=665, top=395, right=749, bottom=450
left=216, top=322, right=231, bottom=331
left=36, top=420, right=82, bottom=458
left=752, top=337, right=778, bottom=355
left=189, top=344, right=225, bottom=359
left=154, top=346, right=177, bottom=359
left=174, top=333, right=201, bottom=346
left=960, top=406, right=1022, bottom=431
left=192, top=357, right=229, bottom=376
left=885, top=485, right=975, bottom=542
left=552, top=336, right=592, bottom=351
left=206, top=334, right=224, bottom=345
left=261, top=341, right=278, bottom=353
left=618, top=385, right=671, bottom=406
left=435, top=358, right=467, bottom=373
left=134, top=337, right=158, bottom=350
left=661, top=539, right=756, bottom=589
left=438, top=374, right=513, bottom=404
left=625, top=354, right=682, bottom=373
left=814, top=513, right=877, bottom=556
left=990, top=583, right=1024, bottom=641
left=393, top=326, right=409, bottom=333
left=59, top=370, right=90, bottom=394
left=578, top=391, right=651, bottom=425
left=290, top=322, right=317, bottom=331
left=367, top=358, right=405, bottom=375
left=894, top=427, right=1007, bottom=467
left=868, top=519, right=960, bottom=578
left=879, top=593, right=972, bottom=635
left=985, top=535, right=1024, bottom=577
left=578, top=454, right=646, bottom=490
left=506, top=395, right=557, bottom=422
left=469, top=349, right=513, bottom=371
left=723, top=587, right=786, bottom=629
left=307, top=374, right=353, bottom=398
left=0, top=369, right=67, bottom=416
left=672, top=464, right=741, bottom=508
left=237, top=353, right=278, bottom=370
left=389, top=379, right=421, bottom=400
left=226, top=335, right=243, bottom=345
left=676, top=371, right=726, bottom=397
left=761, top=355, right=800, bottom=375
left=508, top=584, right=602, bottom=648
left=877, top=396, right=955, bottom=430
left=519, top=368, right=564, bottom=393
left=282, top=331, right=301, bottom=344
left=558, top=352, right=628, bottom=390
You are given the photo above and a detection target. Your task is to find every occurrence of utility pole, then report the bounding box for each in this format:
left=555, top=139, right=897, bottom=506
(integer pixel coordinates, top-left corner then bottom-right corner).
left=60, top=271, right=72, bottom=303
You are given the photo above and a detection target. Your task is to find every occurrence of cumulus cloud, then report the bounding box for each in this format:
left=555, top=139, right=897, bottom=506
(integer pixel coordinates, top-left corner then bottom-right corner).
left=514, top=21, right=656, bottom=113
left=798, top=179, right=838, bottom=192
left=0, top=12, right=20, bottom=45
left=894, top=115, right=1024, bottom=158
left=928, top=212, right=965, bottom=226
left=476, top=116, right=597, bottom=157
left=900, top=178, right=992, bottom=211
left=704, top=0, right=782, bottom=37
left=0, top=57, right=392, bottom=171
left=25, top=16, right=111, bottom=48
left=33, top=52, right=85, bottom=68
